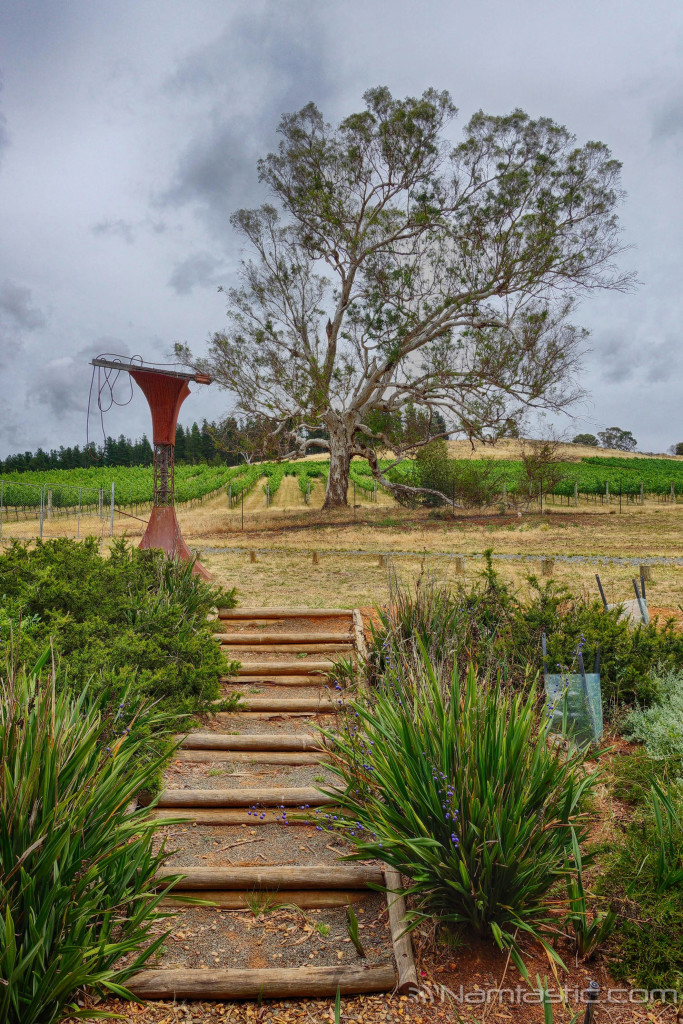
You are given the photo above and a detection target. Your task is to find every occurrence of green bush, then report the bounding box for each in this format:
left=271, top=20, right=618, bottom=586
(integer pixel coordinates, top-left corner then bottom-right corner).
left=321, top=652, right=595, bottom=976
left=623, top=667, right=683, bottom=763
left=599, top=776, right=683, bottom=994
left=408, top=440, right=502, bottom=507
left=0, top=537, right=238, bottom=719
left=0, top=655, right=182, bottom=1024
left=368, top=560, right=683, bottom=709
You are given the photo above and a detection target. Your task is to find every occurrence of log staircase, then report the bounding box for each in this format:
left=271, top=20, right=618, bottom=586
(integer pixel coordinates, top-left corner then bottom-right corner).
left=125, top=607, right=416, bottom=1004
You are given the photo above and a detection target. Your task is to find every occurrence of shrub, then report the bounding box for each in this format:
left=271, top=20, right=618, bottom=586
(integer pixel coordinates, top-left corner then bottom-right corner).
left=0, top=537, right=238, bottom=719
left=0, top=655, right=181, bottom=1024
left=411, top=440, right=502, bottom=508
left=623, top=667, right=683, bottom=763
left=599, top=776, right=683, bottom=993
left=321, top=652, right=595, bottom=975
left=368, top=564, right=683, bottom=709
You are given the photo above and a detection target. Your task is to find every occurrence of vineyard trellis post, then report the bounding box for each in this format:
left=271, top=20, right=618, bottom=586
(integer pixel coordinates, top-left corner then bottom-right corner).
left=77, top=487, right=82, bottom=538
left=640, top=481, right=644, bottom=505
left=109, top=482, right=115, bottom=537
left=39, top=486, right=44, bottom=539
left=98, top=488, right=103, bottom=519
left=574, top=481, right=578, bottom=507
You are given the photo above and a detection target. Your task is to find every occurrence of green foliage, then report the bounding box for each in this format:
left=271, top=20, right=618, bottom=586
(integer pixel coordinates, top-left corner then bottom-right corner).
left=0, top=538, right=238, bottom=722
left=0, top=657, right=182, bottom=1024
left=597, top=426, right=637, bottom=451
left=0, top=463, right=237, bottom=509
left=321, top=655, right=595, bottom=977
left=572, top=433, right=598, bottom=446
left=369, top=561, right=683, bottom=709
left=389, top=451, right=683, bottom=498
left=599, top=776, right=683, bottom=993
left=564, top=831, right=617, bottom=959
left=623, top=667, right=683, bottom=762
left=345, top=906, right=366, bottom=958
left=402, top=440, right=502, bottom=506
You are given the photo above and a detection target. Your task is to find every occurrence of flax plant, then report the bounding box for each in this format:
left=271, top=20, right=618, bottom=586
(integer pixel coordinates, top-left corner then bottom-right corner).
left=320, top=644, right=597, bottom=977
left=0, top=652, right=182, bottom=1024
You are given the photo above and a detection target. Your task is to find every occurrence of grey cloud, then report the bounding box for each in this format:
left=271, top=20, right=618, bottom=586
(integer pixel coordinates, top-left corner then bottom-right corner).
left=0, top=279, right=46, bottom=331
left=644, top=337, right=681, bottom=383
left=32, top=358, right=89, bottom=419
left=168, top=253, right=225, bottom=295
left=652, top=100, right=683, bottom=142
left=159, top=3, right=334, bottom=243
left=92, top=218, right=136, bottom=244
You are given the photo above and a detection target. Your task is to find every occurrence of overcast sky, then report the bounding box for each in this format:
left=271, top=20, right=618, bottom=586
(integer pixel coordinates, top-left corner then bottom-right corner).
left=0, top=0, right=681, bottom=457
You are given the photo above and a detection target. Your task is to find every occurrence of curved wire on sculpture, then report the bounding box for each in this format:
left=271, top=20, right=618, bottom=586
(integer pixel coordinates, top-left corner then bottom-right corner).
left=86, top=352, right=212, bottom=577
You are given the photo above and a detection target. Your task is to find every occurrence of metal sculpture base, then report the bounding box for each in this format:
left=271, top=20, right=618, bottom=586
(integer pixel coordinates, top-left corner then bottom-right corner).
left=140, top=506, right=211, bottom=580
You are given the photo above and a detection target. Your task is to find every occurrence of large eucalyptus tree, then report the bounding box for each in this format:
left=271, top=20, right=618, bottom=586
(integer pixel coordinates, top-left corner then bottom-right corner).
left=178, top=87, right=631, bottom=508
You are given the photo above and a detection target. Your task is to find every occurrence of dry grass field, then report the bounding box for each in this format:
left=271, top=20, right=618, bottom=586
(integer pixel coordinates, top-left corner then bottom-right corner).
left=5, top=479, right=681, bottom=616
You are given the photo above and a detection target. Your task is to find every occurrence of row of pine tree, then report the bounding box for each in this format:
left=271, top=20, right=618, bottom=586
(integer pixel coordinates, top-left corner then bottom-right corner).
left=0, top=421, right=240, bottom=474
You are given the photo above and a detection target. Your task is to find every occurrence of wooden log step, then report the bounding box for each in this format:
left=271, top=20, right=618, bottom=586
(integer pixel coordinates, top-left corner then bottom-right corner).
left=151, top=806, right=333, bottom=824
left=125, top=965, right=396, bottom=999
left=172, top=749, right=327, bottom=765
left=156, top=864, right=384, bottom=890
left=236, top=661, right=335, bottom=675
left=161, top=889, right=365, bottom=910
left=223, top=643, right=352, bottom=654
left=216, top=697, right=340, bottom=713
left=217, top=607, right=353, bottom=620
left=214, top=632, right=352, bottom=645
left=177, top=733, right=323, bottom=751
left=157, top=786, right=334, bottom=808
left=221, top=674, right=330, bottom=686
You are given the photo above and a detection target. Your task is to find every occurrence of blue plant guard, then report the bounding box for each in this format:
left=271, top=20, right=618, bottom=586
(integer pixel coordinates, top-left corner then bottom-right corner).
left=542, top=635, right=603, bottom=748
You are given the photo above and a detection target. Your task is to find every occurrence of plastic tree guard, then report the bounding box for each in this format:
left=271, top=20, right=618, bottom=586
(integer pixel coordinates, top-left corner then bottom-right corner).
left=91, top=359, right=211, bottom=578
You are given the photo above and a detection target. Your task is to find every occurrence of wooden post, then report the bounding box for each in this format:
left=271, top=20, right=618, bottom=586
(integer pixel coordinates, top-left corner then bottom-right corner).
left=640, top=481, right=644, bottom=505
left=574, top=480, right=578, bottom=506
left=228, top=483, right=232, bottom=509
left=454, top=555, right=464, bottom=574
left=47, top=489, right=53, bottom=520
left=250, top=550, right=257, bottom=563
left=110, top=481, right=115, bottom=536
left=312, top=551, right=319, bottom=565
left=384, top=866, right=418, bottom=995
left=98, top=487, right=103, bottom=518
left=39, top=486, right=44, bottom=539
left=639, top=564, right=652, bottom=582
left=373, top=480, right=377, bottom=503
left=605, top=481, right=609, bottom=503
left=671, top=481, right=675, bottom=502
left=77, top=487, right=81, bottom=538
left=241, top=488, right=244, bottom=531
left=502, top=481, right=506, bottom=504
left=541, top=557, right=554, bottom=576
left=378, top=553, right=387, bottom=568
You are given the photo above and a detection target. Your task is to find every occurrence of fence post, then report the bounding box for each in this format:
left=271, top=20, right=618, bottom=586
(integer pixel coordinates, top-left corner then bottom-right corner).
left=374, top=479, right=377, bottom=503
left=47, top=489, right=53, bottom=520
left=98, top=488, right=103, bottom=519
left=228, top=483, right=232, bottom=509
left=39, top=486, right=44, bottom=539
left=605, top=481, right=609, bottom=503
left=640, top=480, right=644, bottom=505
left=502, top=481, right=506, bottom=505
left=109, top=482, right=115, bottom=537
left=574, top=481, right=578, bottom=507
left=306, top=480, right=311, bottom=506
left=77, top=487, right=81, bottom=539
left=671, top=481, right=675, bottom=503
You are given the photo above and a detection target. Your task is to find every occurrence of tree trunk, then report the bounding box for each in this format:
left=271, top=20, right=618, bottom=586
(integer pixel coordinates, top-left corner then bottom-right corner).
left=323, top=419, right=352, bottom=508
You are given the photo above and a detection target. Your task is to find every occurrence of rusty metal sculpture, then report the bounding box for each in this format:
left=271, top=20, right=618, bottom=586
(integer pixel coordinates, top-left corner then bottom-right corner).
left=91, top=356, right=212, bottom=578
